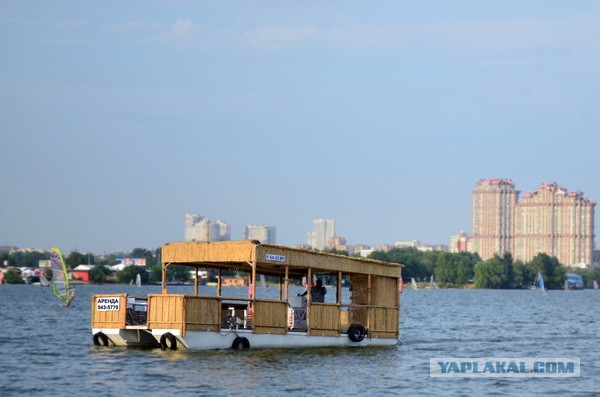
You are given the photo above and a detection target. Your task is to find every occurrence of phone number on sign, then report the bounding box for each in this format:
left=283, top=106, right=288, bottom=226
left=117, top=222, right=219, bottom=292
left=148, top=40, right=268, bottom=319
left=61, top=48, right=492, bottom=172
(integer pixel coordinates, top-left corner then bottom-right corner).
left=96, top=297, right=120, bottom=311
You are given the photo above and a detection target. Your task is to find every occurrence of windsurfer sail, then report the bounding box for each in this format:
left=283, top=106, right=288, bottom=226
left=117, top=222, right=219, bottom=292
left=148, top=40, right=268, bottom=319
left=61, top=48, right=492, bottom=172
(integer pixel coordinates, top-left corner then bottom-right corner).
left=411, top=278, right=418, bottom=290
left=50, top=247, right=75, bottom=306
left=538, top=272, right=547, bottom=295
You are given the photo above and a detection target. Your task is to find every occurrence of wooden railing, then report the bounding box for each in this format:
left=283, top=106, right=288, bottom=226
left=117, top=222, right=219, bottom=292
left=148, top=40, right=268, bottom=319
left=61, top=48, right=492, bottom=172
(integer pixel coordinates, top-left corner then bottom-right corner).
left=91, top=294, right=127, bottom=329
left=253, top=300, right=288, bottom=334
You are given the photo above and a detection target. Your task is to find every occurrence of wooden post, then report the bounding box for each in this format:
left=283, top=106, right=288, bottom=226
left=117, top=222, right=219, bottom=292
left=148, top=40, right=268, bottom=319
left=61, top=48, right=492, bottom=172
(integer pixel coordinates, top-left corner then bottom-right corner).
left=306, top=268, right=312, bottom=330
left=284, top=266, right=289, bottom=301
left=194, top=265, right=199, bottom=295
left=337, top=271, right=342, bottom=305
left=250, top=260, right=257, bottom=300
left=367, top=274, right=372, bottom=331
left=278, top=276, right=283, bottom=301
left=161, top=263, right=167, bottom=293
left=217, top=268, right=222, bottom=297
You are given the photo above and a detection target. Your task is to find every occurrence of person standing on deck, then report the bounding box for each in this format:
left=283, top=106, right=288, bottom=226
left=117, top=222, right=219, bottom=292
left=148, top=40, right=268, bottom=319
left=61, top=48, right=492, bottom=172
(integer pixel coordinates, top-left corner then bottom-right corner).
left=299, top=278, right=327, bottom=303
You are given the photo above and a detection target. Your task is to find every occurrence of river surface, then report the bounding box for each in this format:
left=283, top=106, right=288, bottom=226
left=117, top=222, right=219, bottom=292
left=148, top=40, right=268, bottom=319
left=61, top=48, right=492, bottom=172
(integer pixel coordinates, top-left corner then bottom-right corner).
left=1, top=284, right=599, bottom=396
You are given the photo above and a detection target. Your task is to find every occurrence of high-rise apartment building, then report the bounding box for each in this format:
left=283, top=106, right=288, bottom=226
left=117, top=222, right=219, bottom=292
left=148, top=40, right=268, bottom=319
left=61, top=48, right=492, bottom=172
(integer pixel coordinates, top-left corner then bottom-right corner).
left=512, top=183, right=595, bottom=267
left=244, top=225, right=276, bottom=244
left=471, top=180, right=595, bottom=267
left=184, top=213, right=231, bottom=242
left=307, top=219, right=335, bottom=250
left=471, top=178, right=519, bottom=260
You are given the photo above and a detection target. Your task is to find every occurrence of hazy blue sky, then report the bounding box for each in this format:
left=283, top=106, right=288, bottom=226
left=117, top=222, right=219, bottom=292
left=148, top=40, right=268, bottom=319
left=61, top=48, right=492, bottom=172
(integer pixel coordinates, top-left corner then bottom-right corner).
left=2, top=1, right=599, bottom=254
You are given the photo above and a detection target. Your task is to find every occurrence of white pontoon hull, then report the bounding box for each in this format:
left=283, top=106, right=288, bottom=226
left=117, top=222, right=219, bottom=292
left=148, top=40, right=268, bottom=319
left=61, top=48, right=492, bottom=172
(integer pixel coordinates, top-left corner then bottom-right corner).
left=93, top=327, right=398, bottom=350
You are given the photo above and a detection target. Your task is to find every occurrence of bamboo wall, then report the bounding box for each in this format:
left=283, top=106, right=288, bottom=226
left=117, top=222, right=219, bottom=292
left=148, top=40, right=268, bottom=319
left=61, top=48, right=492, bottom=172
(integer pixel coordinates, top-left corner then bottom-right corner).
left=347, top=274, right=399, bottom=337
left=147, top=294, right=185, bottom=334
left=91, top=294, right=127, bottom=329
left=370, top=307, right=399, bottom=338
left=308, top=304, right=340, bottom=337
left=253, top=300, right=288, bottom=335
left=184, top=296, right=221, bottom=333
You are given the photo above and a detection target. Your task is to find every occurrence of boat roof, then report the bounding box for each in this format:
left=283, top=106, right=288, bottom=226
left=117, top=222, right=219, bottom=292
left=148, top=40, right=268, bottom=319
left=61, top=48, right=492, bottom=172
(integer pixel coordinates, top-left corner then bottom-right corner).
left=161, top=240, right=402, bottom=278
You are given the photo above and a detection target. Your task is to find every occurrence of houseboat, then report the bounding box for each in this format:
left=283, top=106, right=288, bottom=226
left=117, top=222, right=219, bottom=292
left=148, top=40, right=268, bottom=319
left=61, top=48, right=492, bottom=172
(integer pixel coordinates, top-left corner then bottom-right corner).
left=91, top=240, right=403, bottom=350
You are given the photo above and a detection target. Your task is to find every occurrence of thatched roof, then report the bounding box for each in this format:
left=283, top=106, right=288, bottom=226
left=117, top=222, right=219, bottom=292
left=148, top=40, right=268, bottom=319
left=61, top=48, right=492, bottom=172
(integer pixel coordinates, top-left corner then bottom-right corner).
left=161, top=240, right=402, bottom=278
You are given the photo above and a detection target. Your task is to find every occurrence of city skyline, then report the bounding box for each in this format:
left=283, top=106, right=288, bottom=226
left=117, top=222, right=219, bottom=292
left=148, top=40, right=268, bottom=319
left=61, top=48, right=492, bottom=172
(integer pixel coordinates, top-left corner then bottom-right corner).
left=471, top=179, right=595, bottom=267
left=3, top=3, right=600, bottom=254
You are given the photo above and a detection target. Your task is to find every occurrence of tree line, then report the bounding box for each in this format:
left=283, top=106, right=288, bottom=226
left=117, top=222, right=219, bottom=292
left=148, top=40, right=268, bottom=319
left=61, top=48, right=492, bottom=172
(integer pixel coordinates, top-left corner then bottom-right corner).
left=1, top=247, right=191, bottom=285
left=3, top=246, right=599, bottom=289
left=366, top=247, right=600, bottom=290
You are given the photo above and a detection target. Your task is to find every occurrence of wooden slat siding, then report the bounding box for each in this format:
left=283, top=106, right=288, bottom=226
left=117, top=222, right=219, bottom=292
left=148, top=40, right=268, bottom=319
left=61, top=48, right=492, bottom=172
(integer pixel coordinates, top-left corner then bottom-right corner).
left=307, top=304, right=340, bottom=337
left=184, top=296, right=221, bottom=333
left=147, top=294, right=185, bottom=334
left=91, top=294, right=127, bottom=329
left=253, top=300, right=288, bottom=334
left=371, top=276, right=398, bottom=308
left=162, top=241, right=254, bottom=264
left=161, top=241, right=402, bottom=278
left=370, top=307, right=399, bottom=338
left=339, top=310, right=350, bottom=332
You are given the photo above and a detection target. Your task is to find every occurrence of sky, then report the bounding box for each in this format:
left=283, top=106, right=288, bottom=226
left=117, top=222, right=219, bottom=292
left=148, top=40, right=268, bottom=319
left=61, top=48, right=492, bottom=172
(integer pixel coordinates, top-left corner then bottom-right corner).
left=1, top=1, right=600, bottom=254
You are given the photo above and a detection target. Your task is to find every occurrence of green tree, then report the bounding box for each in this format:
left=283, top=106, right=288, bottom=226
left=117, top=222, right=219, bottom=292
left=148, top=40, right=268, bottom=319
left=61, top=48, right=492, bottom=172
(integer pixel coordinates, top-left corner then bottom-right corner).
left=4, top=268, right=25, bottom=284
left=455, top=252, right=478, bottom=285
left=9, top=251, right=47, bottom=267
left=527, top=253, right=566, bottom=290
left=0, top=252, right=8, bottom=266
left=65, top=251, right=89, bottom=269
left=510, top=259, right=532, bottom=289
left=89, top=265, right=111, bottom=284
left=167, top=265, right=191, bottom=282
left=116, top=265, right=149, bottom=284
left=474, top=254, right=512, bottom=289
left=434, top=252, right=456, bottom=284
left=150, top=264, right=162, bottom=283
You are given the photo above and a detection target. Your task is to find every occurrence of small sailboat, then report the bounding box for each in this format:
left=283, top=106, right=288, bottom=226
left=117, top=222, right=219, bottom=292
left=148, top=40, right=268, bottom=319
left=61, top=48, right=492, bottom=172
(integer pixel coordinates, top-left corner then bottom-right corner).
left=427, top=275, right=439, bottom=290
left=49, top=247, right=76, bottom=307
left=411, top=278, right=418, bottom=290
left=538, top=272, right=547, bottom=295
left=136, top=273, right=142, bottom=287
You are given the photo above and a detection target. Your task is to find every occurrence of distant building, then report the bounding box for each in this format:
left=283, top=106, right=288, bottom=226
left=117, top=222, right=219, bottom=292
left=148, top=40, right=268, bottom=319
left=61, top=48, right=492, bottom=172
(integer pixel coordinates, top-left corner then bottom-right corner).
left=394, top=240, right=445, bottom=252
left=471, top=179, right=596, bottom=267
left=471, top=178, right=518, bottom=260
left=185, top=213, right=231, bottom=242
left=449, top=231, right=470, bottom=253
left=394, top=240, right=421, bottom=249
left=327, top=236, right=347, bottom=250
left=244, top=225, right=276, bottom=244
left=307, top=219, right=335, bottom=250
left=512, top=183, right=595, bottom=268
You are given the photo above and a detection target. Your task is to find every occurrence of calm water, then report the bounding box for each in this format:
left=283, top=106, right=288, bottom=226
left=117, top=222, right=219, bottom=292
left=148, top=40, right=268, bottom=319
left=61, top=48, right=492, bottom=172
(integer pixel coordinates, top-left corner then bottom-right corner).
left=1, top=284, right=599, bottom=396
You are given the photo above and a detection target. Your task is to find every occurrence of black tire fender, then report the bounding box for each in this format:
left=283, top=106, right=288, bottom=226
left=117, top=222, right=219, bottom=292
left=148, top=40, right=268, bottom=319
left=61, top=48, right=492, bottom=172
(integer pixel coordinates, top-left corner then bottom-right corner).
left=232, top=336, right=250, bottom=350
left=160, top=332, right=177, bottom=350
left=232, top=336, right=243, bottom=350
left=347, top=323, right=367, bottom=342
left=241, top=337, right=250, bottom=349
left=93, top=332, right=109, bottom=347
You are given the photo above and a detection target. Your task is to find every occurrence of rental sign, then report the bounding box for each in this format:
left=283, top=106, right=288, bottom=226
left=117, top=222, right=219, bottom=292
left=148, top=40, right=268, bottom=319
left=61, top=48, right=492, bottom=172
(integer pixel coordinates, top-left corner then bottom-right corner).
left=96, top=297, right=121, bottom=311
